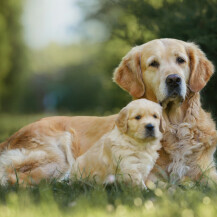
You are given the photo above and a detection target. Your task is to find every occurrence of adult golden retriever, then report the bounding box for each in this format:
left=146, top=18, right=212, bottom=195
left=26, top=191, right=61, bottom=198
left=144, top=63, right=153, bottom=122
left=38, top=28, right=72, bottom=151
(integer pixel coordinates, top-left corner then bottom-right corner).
left=0, top=38, right=216, bottom=185
left=72, top=99, right=162, bottom=187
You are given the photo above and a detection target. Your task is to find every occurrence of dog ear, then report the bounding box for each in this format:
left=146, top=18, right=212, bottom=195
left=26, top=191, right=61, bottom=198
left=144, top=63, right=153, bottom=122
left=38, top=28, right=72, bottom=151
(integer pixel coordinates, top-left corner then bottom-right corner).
left=187, top=43, right=214, bottom=93
left=113, top=46, right=145, bottom=98
left=159, top=116, right=166, bottom=133
left=115, top=107, right=129, bottom=133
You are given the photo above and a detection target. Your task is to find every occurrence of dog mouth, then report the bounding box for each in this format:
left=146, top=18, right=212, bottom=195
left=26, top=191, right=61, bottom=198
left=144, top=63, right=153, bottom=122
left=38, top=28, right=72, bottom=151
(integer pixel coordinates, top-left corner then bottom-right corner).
left=135, top=131, right=157, bottom=141
left=160, top=88, right=185, bottom=110
left=144, top=131, right=156, bottom=141
left=160, top=95, right=184, bottom=110
left=160, top=74, right=186, bottom=109
left=143, top=135, right=157, bottom=142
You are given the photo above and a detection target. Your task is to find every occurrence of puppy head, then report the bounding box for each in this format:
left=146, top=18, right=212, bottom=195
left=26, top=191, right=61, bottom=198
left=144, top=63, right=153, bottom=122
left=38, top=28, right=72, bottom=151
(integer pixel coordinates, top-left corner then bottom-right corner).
left=115, top=99, right=163, bottom=141
left=113, top=39, right=214, bottom=109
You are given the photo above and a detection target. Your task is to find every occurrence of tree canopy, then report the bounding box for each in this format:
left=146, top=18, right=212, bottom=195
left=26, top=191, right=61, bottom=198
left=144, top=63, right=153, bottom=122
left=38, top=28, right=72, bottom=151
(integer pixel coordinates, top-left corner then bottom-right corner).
left=0, top=0, right=27, bottom=111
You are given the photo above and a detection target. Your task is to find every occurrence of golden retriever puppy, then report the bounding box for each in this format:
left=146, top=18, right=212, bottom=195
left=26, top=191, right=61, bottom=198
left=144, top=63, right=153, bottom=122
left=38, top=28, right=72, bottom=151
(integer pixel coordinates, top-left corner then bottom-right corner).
left=71, top=99, right=162, bottom=187
left=0, top=38, right=216, bottom=185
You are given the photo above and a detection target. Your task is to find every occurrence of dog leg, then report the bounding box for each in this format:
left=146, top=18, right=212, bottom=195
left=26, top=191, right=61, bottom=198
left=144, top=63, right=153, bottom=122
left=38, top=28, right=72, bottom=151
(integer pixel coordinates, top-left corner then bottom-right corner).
left=0, top=148, right=69, bottom=185
left=7, top=162, right=67, bottom=185
left=116, top=167, right=145, bottom=189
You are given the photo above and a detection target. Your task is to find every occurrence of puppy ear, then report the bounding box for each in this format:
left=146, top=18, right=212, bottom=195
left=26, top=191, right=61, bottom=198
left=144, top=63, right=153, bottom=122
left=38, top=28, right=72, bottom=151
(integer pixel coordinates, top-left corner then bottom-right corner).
left=187, top=43, right=214, bottom=93
left=113, top=46, right=145, bottom=98
left=115, top=107, right=129, bottom=133
left=160, top=116, right=166, bottom=133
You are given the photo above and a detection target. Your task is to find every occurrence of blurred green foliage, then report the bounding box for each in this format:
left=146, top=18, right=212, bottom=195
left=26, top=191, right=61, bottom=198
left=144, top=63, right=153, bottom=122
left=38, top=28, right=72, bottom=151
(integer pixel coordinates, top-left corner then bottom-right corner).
left=0, top=0, right=217, bottom=119
left=16, top=42, right=131, bottom=114
left=0, top=0, right=27, bottom=112
left=82, top=0, right=217, bottom=117
left=115, top=0, right=217, bottom=118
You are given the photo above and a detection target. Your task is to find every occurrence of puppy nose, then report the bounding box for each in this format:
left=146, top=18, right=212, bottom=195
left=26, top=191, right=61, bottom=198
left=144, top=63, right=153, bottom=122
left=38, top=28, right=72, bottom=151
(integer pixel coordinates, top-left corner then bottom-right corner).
left=145, top=124, right=154, bottom=131
left=166, top=74, right=181, bottom=87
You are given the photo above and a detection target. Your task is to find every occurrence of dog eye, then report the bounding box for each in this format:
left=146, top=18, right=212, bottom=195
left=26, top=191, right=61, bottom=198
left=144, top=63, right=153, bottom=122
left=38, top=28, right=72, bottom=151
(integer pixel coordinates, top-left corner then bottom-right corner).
left=176, top=57, right=185, bottom=64
left=135, top=115, right=141, bottom=120
left=153, top=114, right=158, bottom=119
left=149, top=60, right=159, bottom=68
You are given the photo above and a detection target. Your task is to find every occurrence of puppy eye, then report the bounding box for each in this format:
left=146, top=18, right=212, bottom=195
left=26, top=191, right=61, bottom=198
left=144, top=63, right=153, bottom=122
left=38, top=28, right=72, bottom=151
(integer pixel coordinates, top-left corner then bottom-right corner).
left=153, top=114, right=158, bottom=119
left=176, top=57, right=185, bottom=64
left=135, top=115, right=141, bottom=120
left=149, top=60, right=159, bottom=68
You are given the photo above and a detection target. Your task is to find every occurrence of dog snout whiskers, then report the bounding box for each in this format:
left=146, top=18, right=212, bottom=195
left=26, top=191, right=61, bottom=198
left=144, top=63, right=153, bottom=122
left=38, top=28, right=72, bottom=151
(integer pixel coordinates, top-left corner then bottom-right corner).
left=166, top=74, right=181, bottom=87
left=145, top=124, right=154, bottom=132
left=165, top=74, right=183, bottom=100
left=145, top=123, right=155, bottom=139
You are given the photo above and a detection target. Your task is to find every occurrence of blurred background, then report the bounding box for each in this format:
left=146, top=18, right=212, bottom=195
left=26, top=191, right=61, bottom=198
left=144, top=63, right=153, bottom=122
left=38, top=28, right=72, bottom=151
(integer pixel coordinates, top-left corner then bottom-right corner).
left=0, top=0, right=217, bottom=140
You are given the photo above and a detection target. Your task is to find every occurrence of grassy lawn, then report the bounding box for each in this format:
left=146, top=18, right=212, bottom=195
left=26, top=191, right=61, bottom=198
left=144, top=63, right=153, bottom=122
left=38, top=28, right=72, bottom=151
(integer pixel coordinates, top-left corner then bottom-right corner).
left=0, top=113, right=217, bottom=217
left=0, top=180, right=217, bottom=217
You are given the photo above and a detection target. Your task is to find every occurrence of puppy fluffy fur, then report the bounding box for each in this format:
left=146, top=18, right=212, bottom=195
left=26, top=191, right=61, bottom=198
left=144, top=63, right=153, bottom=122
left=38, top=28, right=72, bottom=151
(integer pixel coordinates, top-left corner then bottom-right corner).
left=71, top=99, right=162, bottom=187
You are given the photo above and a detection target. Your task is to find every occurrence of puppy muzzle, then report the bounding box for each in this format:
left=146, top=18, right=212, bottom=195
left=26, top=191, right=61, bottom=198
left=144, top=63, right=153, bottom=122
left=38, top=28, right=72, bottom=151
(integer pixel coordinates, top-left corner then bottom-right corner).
left=145, top=124, right=155, bottom=138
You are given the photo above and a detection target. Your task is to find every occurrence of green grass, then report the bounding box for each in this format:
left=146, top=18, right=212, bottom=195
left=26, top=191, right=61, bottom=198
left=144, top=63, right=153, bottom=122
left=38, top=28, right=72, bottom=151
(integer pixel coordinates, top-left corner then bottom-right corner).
left=1, top=180, right=217, bottom=217
left=1, top=113, right=217, bottom=217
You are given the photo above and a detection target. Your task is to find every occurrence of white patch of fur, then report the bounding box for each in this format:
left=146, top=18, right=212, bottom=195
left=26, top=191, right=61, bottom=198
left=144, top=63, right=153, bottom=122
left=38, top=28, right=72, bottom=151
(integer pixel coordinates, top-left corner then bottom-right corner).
left=0, top=149, right=47, bottom=185
left=180, top=78, right=187, bottom=100
left=58, top=132, right=75, bottom=168
left=42, top=131, right=75, bottom=179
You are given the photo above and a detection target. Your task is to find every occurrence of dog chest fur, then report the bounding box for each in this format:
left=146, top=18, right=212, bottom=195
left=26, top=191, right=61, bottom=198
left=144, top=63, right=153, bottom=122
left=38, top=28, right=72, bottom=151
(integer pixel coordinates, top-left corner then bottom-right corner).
left=162, top=93, right=217, bottom=181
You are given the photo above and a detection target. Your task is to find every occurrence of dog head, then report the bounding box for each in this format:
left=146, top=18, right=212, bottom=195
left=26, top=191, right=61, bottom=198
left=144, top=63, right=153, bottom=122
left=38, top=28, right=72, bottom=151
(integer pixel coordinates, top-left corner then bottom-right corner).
left=113, top=38, right=214, bottom=109
left=115, top=99, right=163, bottom=141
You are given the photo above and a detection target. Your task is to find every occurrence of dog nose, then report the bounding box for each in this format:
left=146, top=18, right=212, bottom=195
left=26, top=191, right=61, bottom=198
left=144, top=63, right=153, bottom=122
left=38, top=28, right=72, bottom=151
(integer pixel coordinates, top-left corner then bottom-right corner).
left=145, top=124, right=154, bottom=132
left=166, top=74, right=181, bottom=87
